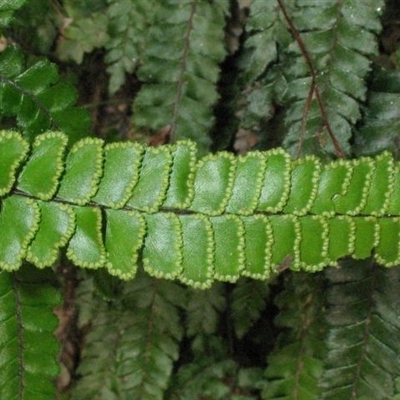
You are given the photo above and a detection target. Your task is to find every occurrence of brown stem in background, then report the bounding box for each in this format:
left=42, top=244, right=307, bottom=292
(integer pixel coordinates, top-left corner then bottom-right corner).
left=277, top=0, right=345, bottom=158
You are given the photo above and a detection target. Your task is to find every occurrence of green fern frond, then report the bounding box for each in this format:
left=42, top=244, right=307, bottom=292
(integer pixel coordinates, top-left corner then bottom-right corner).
left=262, top=273, right=326, bottom=400
left=230, top=278, right=270, bottom=339
left=132, top=0, right=230, bottom=152
left=354, top=69, right=400, bottom=156
left=319, top=261, right=400, bottom=399
left=2, top=131, right=400, bottom=286
left=105, top=0, right=157, bottom=94
left=185, top=283, right=226, bottom=351
left=0, top=46, right=91, bottom=143
left=72, top=272, right=184, bottom=400
left=0, top=0, right=27, bottom=31
left=235, top=0, right=288, bottom=137
left=168, top=357, right=240, bottom=400
left=278, top=0, right=384, bottom=156
left=240, top=0, right=283, bottom=84
left=6, top=0, right=59, bottom=54
left=57, top=11, right=109, bottom=64
left=0, top=265, right=61, bottom=399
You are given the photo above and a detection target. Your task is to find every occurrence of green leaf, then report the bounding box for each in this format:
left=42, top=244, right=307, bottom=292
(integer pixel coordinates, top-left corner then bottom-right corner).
left=257, top=149, right=291, bottom=213
left=189, top=151, right=236, bottom=216
left=168, top=357, right=240, bottom=400
left=17, top=132, right=68, bottom=200
left=56, top=137, right=104, bottom=205
left=26, top=202, right=75, bottom=268
left=72, top=273, right=184, bottom=400
left=126, top=144, right=173, bottom=212
left=0, top=46, right=91, bottom=143
left=0, top=196, right=40, bottom=271
left=143, top=212, right=182, bottom=280
left=0, top=265, right=61, bottom=399
left=105, top=209, right=145, bottom=280
left=226, top=152, right=267, bottom=215
left=92, top=141, right=144, bottom=209
left=355, top=70, right=400, bottom=155
left=284, top=156, right=321, bottom=215
left=230, top=278, right=270, bottom=339
left=67, top=206, right=105, bottom=269
left=279, top=1, right=384, bottom=156
left=132, top=0, right=230, bottom=153
left=105, top=0, right=157, bottom=94
left=263, top=273, right=326, bottom=400
left=320, top=261, right=400, bottom=399
left=57, top=11, right=109, bottom=64
left=0, top=0, right=27, bottom=30
left=163, top=140, right=196, bottom=209
left=211, top=215, right=245, bottom=283
left=185, top=283, right=226, bottom=339
left=241, top=215, right=273, bottom=280
left=0, top=130, right=29, bottom=196
left=179, top=214, right=215, bottom=289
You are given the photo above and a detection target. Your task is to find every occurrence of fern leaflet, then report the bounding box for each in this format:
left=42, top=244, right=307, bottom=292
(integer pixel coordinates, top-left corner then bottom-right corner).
left=319, top=261, right=400, bottom=399
left=0, top=265, right=61, bottom=399
left=132, top=0, right=230, bottom=153
left=0, top=46, right=91, bottom=143
left=72, top=273, right=184, bottom=399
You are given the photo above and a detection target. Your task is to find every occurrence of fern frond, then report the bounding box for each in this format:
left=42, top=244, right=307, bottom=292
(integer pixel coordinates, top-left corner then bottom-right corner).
left=6, top=0, right=59, bottom=54
left=105, top=0, right=157, bottom=94
left=0, top=265, right=61, bottom=399
left=168, top=357, right=241, bottom=400
left=185, top=283, right=226, bottom=351
left=354, top=69, right=400, bottom=156
left=0, top=46, right=91, bottom=143
left=57, top=12, right=109, bottom=64
left=0, top=0, right=28, bottom=31
left=169, top=335, right=264, bottom=399
left=2, top=131, right=400, bottom=286
left=262, top=273, right=326, bottom=400
left=235, top=0, right=288, bottom=138
left=318, top=261, right=400, bottom=399
left=278, top=0, right=384, bottom=156
left=132, top=0, right=230, bottom=153
left=230, top=278, right=270, bottom=339
left=72, top=273, right=184, bottom=400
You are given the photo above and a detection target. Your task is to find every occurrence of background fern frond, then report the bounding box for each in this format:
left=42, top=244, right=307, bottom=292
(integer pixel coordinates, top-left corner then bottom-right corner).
left=230, top=278, right=270, bottom=340
left=354, top=69, right=400, bottom=156
left=185, top=283, right=226, bottom=351
left=0, top=45, right=91, bottom=143
left=0, top=0, right=28, bottom=31
left=6, top=0, right=59, bottom=54
left=132, top=0, right=230, bottom=152
left=262, top=273, right=326, bottom=400
left=278, top=0, right=384, bottom=157
left=168, top=356, right=254, bottom=400
left=0, top=265, right=61, bottom=399
left=57, top=11, right=109, bottom=64
left=72, top=272, right=185, bottom=400
left=105, top=0, right=157, bottom=94
left=233, top=0, right=289, bottom=149
left=319, top=260, right=400, bottom=399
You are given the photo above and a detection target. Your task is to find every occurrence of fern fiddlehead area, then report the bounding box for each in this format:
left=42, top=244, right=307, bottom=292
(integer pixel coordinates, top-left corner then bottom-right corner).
left=2, top=0, right=400, bottom=399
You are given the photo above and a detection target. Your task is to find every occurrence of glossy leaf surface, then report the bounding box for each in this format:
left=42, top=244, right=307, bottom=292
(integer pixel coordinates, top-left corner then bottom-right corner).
left=0, top=131, right=400, bottom=287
